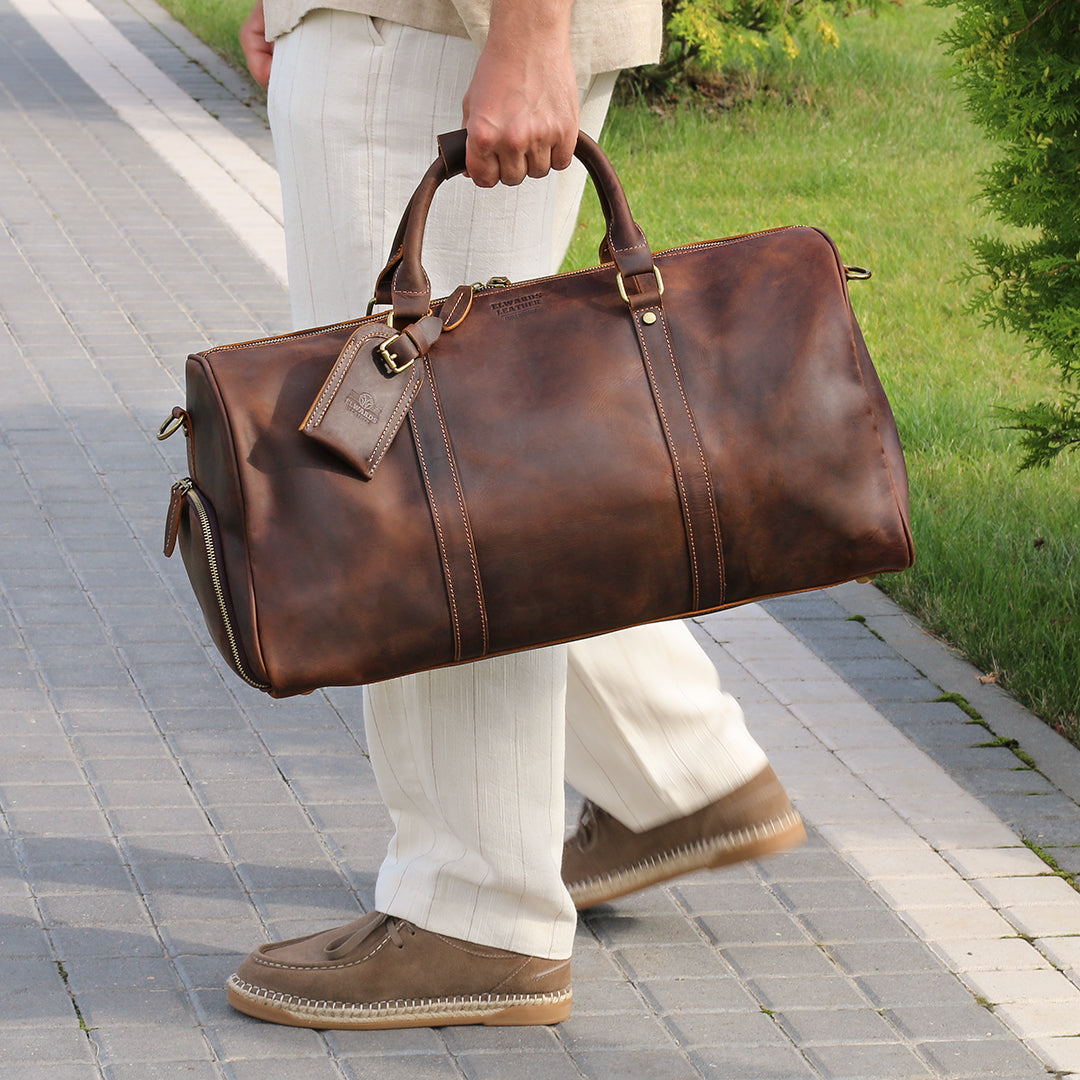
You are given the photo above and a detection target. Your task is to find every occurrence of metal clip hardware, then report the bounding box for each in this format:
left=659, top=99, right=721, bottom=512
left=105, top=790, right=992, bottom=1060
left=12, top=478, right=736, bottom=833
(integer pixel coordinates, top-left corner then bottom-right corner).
left=376, top=334, right=413, bottom=374
left=472, top=276, right=511, bottom=290
left=844, top=266, right=872, bottom=281
left=157, top=409, right=188, bottom=441
left=616, top=266, right=665, bottom=305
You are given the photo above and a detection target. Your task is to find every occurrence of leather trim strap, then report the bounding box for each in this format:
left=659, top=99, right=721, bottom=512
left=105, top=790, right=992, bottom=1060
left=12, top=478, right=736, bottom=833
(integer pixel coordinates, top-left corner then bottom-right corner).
left=631, top=303, right=725, bottom=610
left=408, top=366, right=489, bottom=663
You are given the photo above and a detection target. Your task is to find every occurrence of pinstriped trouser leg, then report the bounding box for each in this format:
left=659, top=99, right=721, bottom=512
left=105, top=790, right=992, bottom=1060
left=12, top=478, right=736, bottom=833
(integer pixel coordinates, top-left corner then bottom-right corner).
left=269, top=11, right=768, bottom=960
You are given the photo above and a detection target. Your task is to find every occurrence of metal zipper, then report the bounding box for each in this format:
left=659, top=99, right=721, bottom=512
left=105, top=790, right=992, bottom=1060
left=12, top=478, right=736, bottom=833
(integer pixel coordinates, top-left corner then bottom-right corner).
left=172, top=478, right=270, bottom=691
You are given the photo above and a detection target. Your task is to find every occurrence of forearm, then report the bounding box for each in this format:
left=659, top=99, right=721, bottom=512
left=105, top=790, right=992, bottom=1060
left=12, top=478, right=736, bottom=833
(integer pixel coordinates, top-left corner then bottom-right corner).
left=462, top=0, right=579, bottom=186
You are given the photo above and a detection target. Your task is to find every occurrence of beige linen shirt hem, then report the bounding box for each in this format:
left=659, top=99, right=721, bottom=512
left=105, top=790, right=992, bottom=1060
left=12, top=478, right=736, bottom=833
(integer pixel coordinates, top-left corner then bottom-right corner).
left=262, top=0, right=662, bottom=79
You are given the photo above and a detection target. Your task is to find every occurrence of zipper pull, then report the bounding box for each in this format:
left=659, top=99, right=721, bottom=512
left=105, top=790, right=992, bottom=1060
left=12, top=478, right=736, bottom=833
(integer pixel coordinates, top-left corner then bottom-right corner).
left=164, top=478, right=192, bottom=557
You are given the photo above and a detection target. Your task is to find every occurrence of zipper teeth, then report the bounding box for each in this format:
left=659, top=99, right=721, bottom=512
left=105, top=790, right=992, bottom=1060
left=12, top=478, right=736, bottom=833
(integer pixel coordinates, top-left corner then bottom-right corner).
left=183, top=483, right=270, bottom=691
left=203, top=227, right=803, bottom=354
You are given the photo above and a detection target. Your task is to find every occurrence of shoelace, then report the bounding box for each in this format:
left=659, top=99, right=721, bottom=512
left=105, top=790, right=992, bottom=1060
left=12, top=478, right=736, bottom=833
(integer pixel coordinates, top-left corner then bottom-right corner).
left=324, top=914, right=415, bottom=960
left=573, top=801, right=600, bottom=851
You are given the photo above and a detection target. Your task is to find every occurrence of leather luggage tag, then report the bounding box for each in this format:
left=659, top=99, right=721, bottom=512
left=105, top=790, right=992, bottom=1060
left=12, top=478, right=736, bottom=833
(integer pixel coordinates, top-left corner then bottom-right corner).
left=300, top=322, right=424, bottom=480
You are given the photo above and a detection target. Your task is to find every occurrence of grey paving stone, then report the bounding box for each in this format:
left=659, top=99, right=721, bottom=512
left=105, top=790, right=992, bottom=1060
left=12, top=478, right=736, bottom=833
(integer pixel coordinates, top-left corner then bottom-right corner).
left=748, top=975, right=870, bottom=1011
left=690, top=1042, right=818, bottom=1080
left=27, top=859, right=136, bottom=895
left=90, top=1023, right=213, bottom=1065
left=1044, top=845, right=1080, bottom=875
left=233, top=860, right=353, bottom=893
left=569, top=978, right=650, bottom=1016
left=0, top=1024, right=95, bottom=1063
left=775, top=1006, right=902, bottom=1045
left=723, top=943, right=845, bottom=980
left=573, top=1049, right=701, bottom=1080
left=0, top=1066, right=106, bottom=1080
left=438, top=1024, right=563, bottom=1054
left=324, top=1026, right=448, bottom=1057
left=333, top=1056, right=465, bottom=1080
left=773, top=879, right=893, bottom=912
left=797, top=906, right=914, bottom=944
left=0, top=959, right=78, bottom=1025
left=916, top=1039, right=1050, bottom=1079
left=755, top=845, right=863, bottom=884
left=456, top=1049, right=583, bottom=1080
left=556, top=1011, right=676, bottom=1051
left=803, top=1042, right=933, bottom=1079
left=638, top=976, right=758, bottom=1014
left=37, top=892, right=154, bottom=931
left=884, top=1005, right=1012, bottom=1042
left=612, top=943, right=734, bottom=982
left=49, top=925, right=167, bottom=960
left=827, top=940, right=944, bottom=976
left=583, top=913, right=704, bottom=948
left=673, top=878, right=798, bottom=914
left=697, top=911, right=814, bottom=947
left=248, top=888, right=363, bottom=925
left=0, top=925, right=56, bottom=958
left=104, top=1064, right=226, bottom=1080
left=856, top=972, right=977, bottom=1009
left=761, top=597, right=846, bottom=621
left=664, top=1008, right=787, bottom=1048
left=224, top=1061, right=351, bottom=1080
left=201, top=1012, right=331, bottom=1060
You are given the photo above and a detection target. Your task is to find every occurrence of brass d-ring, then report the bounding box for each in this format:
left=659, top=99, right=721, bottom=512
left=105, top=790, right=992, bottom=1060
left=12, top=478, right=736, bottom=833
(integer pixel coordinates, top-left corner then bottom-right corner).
left=616, top=266, right=665, bottom=306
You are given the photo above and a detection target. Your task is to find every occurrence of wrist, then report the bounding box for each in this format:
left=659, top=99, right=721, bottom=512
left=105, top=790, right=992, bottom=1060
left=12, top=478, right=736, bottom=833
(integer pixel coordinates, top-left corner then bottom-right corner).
left=486, top=0, right=574, bottom=48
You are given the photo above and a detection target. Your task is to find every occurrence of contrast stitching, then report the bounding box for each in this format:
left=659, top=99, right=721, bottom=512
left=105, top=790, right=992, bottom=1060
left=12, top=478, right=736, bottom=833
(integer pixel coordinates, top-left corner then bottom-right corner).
left=427, top=368, right=488, bottom=655
left=655, top=313, right=725, bottom=595
left=305, top=328, right=386, bottom=427
left=635, top=321, right=700, bottom=606
left=251, top=928, right=397, bottom=973
left=409, top=409, right=461, bottom=659
left=567, top=810, right=804, bottom=896
left=371, top=367, right=422, bottom=469
left=441, top=289, right=470, bottom=327
left=229, top=976, right=570, bottom=1016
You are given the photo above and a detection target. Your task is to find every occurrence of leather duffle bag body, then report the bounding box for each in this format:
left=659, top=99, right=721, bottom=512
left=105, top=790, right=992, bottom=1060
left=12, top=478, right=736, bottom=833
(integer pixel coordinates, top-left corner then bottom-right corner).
left=159, top=130, right=914, bottom=698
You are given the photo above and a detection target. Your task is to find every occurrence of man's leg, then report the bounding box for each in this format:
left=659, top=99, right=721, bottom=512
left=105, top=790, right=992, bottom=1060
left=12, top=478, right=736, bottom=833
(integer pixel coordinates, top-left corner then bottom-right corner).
left=562, top=621, right=805, bottom=909
left=229, top=12, right=607, bottom=1028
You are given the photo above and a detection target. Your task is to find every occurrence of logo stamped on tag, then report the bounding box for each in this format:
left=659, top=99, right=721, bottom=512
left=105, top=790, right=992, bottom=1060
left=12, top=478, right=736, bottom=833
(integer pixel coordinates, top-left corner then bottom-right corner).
left=345, top=390, right=381, bottom=425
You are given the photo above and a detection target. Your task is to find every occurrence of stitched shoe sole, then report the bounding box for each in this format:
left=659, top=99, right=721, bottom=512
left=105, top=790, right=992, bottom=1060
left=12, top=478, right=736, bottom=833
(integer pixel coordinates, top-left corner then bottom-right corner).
left=568, top=809, right=806, bottom=909
left=226, top=975, right=572, bottom=1029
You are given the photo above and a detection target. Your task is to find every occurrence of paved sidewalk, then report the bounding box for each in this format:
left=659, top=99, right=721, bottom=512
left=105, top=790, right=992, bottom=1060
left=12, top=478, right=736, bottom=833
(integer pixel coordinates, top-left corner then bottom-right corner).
left=1, top=1, right=1078, bottom=1078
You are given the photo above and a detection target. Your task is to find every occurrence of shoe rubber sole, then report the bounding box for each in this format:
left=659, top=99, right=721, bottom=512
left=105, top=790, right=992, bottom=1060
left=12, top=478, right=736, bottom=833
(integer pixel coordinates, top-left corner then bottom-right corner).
left=226, top=975, right=572, bottom=1029
left=568, top=809, right=806, bottom=910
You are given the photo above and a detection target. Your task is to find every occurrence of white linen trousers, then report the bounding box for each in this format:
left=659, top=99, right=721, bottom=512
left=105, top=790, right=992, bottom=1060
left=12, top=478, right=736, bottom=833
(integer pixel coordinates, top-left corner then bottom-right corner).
left=268, top=9, right=769, bottom=960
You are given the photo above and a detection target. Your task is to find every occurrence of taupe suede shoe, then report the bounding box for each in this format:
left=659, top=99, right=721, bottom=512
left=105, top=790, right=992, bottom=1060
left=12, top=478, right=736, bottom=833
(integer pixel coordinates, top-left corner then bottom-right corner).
left=563, top=764, right=805, bottom=909
left=227, top=912, right=571, bottom=1029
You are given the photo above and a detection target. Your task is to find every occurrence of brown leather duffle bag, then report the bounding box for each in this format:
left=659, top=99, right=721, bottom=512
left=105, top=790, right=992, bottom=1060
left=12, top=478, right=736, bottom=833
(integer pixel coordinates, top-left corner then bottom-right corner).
left=159, top=131, right=914, bottom=697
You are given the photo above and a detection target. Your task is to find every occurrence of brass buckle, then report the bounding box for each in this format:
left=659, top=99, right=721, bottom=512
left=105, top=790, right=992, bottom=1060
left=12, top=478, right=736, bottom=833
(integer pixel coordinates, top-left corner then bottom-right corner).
left=377, top=334, right=413, bottom=374
left=845, top=265, right=872, bottom=281
left=616, top=266, right=665, bottom=305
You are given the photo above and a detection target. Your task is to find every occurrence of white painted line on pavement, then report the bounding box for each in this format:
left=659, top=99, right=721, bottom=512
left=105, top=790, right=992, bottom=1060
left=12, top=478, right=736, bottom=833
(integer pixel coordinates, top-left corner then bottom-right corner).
left=694, top=605, right=1080, bottom=1076
left=12, top=0, right=287, bottom=285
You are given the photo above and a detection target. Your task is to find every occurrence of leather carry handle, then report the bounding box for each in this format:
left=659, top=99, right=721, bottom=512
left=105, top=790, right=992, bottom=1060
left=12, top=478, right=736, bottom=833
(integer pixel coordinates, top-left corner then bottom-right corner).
left=373, top=130, right=663, bottom=322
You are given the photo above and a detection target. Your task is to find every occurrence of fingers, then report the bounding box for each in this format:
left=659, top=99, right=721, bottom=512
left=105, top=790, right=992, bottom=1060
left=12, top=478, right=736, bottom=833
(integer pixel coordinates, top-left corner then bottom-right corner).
left=239, top=0, right=274, bottom=88
left=463, top=122, right=576, bottom=188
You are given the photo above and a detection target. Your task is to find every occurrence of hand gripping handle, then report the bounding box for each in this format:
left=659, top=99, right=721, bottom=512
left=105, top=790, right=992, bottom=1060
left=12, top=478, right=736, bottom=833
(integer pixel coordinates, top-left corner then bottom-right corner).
left=371, top=130, right=663, bottom=322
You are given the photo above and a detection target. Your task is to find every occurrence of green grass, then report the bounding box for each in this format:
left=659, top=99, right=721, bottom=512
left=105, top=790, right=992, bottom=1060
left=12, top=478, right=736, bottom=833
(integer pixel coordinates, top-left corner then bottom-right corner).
left=567, top=3, right=1079, bottom=743
left=156, top=0, right=254, bottom=75
left=175, top=1, right=1079, bottom=744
